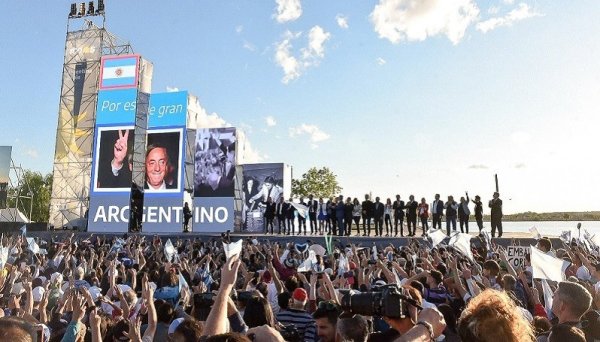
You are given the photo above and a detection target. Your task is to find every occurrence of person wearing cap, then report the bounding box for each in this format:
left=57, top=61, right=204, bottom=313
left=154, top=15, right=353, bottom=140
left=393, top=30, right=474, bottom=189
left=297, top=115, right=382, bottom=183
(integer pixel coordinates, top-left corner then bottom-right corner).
left=276, top=287, right=317, bottom=341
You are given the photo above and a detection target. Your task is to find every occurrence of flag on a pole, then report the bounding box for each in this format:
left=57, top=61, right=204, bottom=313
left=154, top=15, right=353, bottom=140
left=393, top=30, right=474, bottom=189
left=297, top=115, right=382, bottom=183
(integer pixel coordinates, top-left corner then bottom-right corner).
left=530, top=245, right=570, bottom=282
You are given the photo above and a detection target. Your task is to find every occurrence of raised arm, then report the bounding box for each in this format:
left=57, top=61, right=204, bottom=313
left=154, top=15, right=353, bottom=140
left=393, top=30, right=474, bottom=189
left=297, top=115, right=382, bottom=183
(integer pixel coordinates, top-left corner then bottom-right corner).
left=202, top=255, right=241, bottom=337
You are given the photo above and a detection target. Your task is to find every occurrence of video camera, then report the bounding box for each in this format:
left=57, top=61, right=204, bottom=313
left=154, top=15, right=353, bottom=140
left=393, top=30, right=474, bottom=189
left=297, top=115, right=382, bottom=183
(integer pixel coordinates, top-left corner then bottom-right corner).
left=340, top=284, right=422, bottom=318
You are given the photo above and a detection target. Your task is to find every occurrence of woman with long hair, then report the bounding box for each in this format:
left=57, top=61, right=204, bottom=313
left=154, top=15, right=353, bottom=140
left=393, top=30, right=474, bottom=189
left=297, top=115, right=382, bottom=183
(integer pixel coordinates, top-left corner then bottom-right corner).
left=243, top=296, right=275, bottom=328
left=384, top=198, right=393, bottom=236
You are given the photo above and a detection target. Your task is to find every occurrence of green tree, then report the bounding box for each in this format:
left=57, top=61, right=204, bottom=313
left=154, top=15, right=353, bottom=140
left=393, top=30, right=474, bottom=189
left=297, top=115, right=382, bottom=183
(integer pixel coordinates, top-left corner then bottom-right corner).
left=7, top=170, right=52, bottom=222
left=291, top=167, right=342, bottom=199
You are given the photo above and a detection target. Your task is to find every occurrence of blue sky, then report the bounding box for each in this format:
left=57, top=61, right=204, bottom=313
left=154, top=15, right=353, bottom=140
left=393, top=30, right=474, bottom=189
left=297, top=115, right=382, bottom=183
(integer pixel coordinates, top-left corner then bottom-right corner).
left=1, top=0, right=599, bottom=214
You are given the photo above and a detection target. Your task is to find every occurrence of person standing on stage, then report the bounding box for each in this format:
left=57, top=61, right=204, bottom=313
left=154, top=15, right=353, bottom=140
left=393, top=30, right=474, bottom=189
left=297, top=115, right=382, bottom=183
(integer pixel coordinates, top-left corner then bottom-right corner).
left=352, top=198, right=362, bottom=236
left=384, top=198, right=393, bottom=237
left=334, top=195, right=345, bottom=236
left=489, top=192, right=503, bottom=238
left=405, top=195, right=418, bottom=236
left=344, top=197, right=354, bottom=237
left=431, top=194, right=444, bottom=229
left=183, top=202, right=192, bottom=233
left=326, top=197, right=335, bottom=234
left=445, top=195, right=459, bottom=236
left=472, top=195, right=484, bottom=232
left=373, top=197, right=384, bottom=237
left=361, top=194, right=374, bottom=236
left=276, top=197, right=287, bottom=234
left=458, top=192, right=471, bottom=234
left=264, top=197, right=276, bottom=234
left=298, top=196, right=308, bottom=235
left=317, top=197, right=327, bottom=235
left=307, top=194, right=318, bottom=234
left=418, top=197, right=429, bottom=235
left=392, top=194, right=405, bottom=237
left=286, top=197, right=296, bottom=235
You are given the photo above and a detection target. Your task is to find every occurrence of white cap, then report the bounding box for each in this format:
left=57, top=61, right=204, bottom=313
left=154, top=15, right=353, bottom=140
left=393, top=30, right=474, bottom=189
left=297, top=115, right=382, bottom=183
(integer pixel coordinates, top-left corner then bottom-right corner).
left=32, top=286, right=45, bottom=302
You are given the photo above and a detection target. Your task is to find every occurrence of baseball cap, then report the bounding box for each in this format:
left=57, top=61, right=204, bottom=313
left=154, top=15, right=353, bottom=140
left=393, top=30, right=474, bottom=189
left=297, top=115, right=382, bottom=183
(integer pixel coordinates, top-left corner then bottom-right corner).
left=292, top=288, right=308, bottom=302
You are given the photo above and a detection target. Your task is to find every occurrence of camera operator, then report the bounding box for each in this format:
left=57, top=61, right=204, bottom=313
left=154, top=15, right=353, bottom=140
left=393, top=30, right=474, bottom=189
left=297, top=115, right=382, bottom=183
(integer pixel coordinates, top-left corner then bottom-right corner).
left=367, top=285, right=423, bottom=342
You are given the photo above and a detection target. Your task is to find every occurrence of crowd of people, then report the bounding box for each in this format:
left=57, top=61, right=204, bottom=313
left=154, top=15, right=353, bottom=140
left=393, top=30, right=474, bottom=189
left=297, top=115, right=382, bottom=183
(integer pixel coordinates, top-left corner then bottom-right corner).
left=1, top=229, right=599, bottom=342
left=259, top=192, right=504, bottom=238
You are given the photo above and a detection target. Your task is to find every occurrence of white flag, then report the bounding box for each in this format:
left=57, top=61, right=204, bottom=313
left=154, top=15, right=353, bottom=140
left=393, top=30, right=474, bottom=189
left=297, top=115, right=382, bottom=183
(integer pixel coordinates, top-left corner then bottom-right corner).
left=530, top=245, right=570, bottom=282
left=298, top=250, right=317, bottom=272
left=26, top=238, right=40, bottom=254
left=164, top=239, right=175, bottom=262
left=450, top=233, right=474, bottom=261
left=427, top=229, right=447, bottom=248
left=529, top=226, right=542, bottom=240
left=223, top=239, right=243, bottom=259
left=0, top=246, right=8, bottom=269
left=541, top=279, right=554, bottom=319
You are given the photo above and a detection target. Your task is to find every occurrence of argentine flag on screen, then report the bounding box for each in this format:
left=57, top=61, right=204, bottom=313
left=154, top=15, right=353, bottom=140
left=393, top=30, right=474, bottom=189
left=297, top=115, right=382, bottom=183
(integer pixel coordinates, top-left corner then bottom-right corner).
left=100, top=55, right=138, bottom=89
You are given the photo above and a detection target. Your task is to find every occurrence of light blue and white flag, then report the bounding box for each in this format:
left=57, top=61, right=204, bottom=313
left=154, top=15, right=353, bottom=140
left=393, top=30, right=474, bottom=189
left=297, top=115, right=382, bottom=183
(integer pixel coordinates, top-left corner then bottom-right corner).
left=100, top=55, right=138, bottom=89
left=19, top=225, right=26, bottom=237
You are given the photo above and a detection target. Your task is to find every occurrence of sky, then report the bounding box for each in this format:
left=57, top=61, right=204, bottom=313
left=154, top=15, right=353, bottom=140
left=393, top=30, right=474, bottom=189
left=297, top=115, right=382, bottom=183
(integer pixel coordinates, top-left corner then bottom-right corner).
left=0, top=0, right=599, bottom=214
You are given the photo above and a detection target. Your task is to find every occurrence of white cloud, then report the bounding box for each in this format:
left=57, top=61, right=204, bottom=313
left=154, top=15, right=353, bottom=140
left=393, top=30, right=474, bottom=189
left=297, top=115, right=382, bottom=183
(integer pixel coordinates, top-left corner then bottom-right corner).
left=243, top=40, right=256, bottom=52
left=302, top=26, right=331, bottom=60
left=376, top=57, right=386, bottom=65
left=235, top=25, right=244, bottom=34
left=274, top=0, right=302, bottom=23
left=289, top=124, right=330, bottom=147
left=477, top=3, right=541, bottom=33
left=166, top=86, right=179, bottom=92
left=510, top=131, right=531, bottom=144
left=468, top=164, right=489, bottom=169
left=336, top=14, right=349, bottom=29
left=24, top=148, right=38, bottom=159
left=370, top=0, right=480, bottom=45
left=503, top=0, right=515, bottom=4
left=275, top=31, right=302, bottom=84
left=265, top=116, right=277, bottom=127
left=488, top=6, right=500, bottom=15
left=275, top=27, right=331, bottom=84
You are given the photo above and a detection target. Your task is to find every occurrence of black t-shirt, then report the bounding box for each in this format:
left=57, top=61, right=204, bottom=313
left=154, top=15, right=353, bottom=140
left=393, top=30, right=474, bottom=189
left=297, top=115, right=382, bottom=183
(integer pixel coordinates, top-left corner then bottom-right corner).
left=367, top=328, right=400, bottom=342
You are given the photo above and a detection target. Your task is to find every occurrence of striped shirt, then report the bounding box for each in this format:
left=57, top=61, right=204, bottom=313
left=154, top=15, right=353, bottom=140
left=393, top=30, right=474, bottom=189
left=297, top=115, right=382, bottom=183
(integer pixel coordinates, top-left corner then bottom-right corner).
left=276, top=308, right=317, bottom=342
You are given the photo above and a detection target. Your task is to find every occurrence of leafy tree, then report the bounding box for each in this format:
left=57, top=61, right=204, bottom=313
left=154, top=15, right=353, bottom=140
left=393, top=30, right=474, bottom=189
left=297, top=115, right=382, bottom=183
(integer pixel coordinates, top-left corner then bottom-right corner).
left=7, top=170, right=52, bottom=222
left=291, top=167, right=342, bottom=199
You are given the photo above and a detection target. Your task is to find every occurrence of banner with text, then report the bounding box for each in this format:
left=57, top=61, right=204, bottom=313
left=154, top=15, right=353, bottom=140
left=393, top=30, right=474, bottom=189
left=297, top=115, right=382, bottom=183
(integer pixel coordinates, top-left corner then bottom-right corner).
left=88, top=55, right=141, bottom=233
left=506, top=246, right=531, bottom=269
left=143, top=91, right=187, bottom=233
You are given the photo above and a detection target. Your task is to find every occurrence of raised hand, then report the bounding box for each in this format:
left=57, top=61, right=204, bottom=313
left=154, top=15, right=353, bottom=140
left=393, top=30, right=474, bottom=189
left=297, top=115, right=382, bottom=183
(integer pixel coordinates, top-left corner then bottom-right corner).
left=113, top=129, right=129, bottom=168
